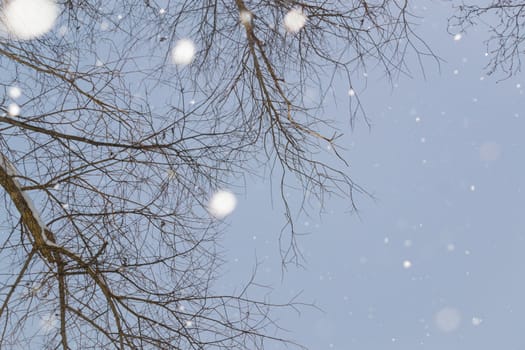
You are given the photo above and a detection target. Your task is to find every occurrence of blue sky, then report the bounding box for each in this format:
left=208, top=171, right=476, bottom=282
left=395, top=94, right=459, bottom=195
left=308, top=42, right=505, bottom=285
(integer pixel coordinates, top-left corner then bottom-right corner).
left=220, top=1, right=525, bottom=349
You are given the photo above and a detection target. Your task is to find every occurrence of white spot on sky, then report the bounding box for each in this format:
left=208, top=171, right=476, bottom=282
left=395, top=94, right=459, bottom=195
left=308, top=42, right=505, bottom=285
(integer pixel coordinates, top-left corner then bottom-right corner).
left=208, top=190, right=237, bottom=219
left=1, top=0, right=58, bottom=40
left=57, top=25, right=66, bottom=36
left=284, top=8, right=306, bottom=33
left=469, top=185, right=476, bottom=192
left=171, top=39, right=196, bottom=66
left=472, top=317, right=482, bottom=326
left=8, top=103, right=20, bottom=116
left=159, top=8, right=165, bottom=15
left=403, top=260, right=412, bottom=269
left=453, top=69, right=459, bottom=75
left=100, top=21, right=109, bottom=31
left=453, top=33, right=462, bottom=41
left=348, top=88, right=355, bottom=97
left=447, top=243, right=455, bottom=252
left=8, top=86, right=21, bottom=99
left=39, top=313, right=58, bottom=333
left=479, top=141, right=501, bottom=161
left=435, top=307, right=461, bottom=332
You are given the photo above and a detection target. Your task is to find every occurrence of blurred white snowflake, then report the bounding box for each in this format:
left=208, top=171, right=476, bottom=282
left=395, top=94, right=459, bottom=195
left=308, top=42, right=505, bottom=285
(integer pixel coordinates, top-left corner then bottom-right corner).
left=208, top=190, right=237, bottom=219
left=284, top=8, right=306, bottom=33
left=171, top=39, right=196, bottom=66
left=1, top=0, right=58, bottom=40
left=39, top=313, right=58, bottom=333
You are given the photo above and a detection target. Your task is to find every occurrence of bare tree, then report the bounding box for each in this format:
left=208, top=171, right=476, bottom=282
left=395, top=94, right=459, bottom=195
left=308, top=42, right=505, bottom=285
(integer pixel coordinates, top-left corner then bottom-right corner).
left=0, top=1, right=434, bottom=349
left=450, top=1, right=525, bottom=77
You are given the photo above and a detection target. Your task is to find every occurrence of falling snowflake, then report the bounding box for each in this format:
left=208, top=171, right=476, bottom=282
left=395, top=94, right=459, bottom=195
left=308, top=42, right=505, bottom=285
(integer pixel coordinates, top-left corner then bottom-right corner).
left=348, top=88, right=355, bottom=97
left=8, top=103, right=20, bottom=116
left=435, top=307, right=461, bottom=332
left=479, top=141, right=501, bottom=162
left=284, top=8, right=306, bottom=33
left=402, top=260, right=412, bottom=269
left=239, top=10, right=252, bottom=25
left=8, top=86, right=21, bottom=99
left=453, top=33, right=462, bottom=41
left=171, top=39, right=196, bottom=66
left=208, top=190, right=237, bottom=219
left=1, top=0, right=59, bottom=40
left=39, top=313, right=58, bottom=333
left=471, top=316, right=483, bottom=326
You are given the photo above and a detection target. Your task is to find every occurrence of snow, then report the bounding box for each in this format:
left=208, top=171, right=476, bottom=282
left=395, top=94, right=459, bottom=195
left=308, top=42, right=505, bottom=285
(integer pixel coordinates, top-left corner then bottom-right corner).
left=208, top=190, right=237, bottom=219
left=402, top=260, right=412, bottom=269
left=239, top=10, right=252, bottom=25
left=1, top=0, right=58, bottom=40
left=8, top=103, right=20, bottom=116
left=348, top=88, right=355, bottom=97
left=171, top=39, right=196, bottom=66
left=39, top=313, right=58, bottom=333
left=8, top=86, right=22, bottom=99
left=435, top=307, right=461, bottom=332
left=0, top=152, right=53, bottom=246
left=471, top=317, right=483, bottom=326
left=479, top=141, right=501, bottom=161
left=0, top=153, right=19, bottom=177
left=453, top=33, right=462, bottom=41
left=284, top=8, right=306, bottom=33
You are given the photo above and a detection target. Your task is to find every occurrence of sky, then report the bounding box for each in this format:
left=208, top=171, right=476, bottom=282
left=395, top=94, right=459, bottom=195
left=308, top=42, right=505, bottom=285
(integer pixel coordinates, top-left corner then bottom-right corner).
left=220, top=1, right=525, bottom=349
left=1, top=1, right=524, bottom=349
